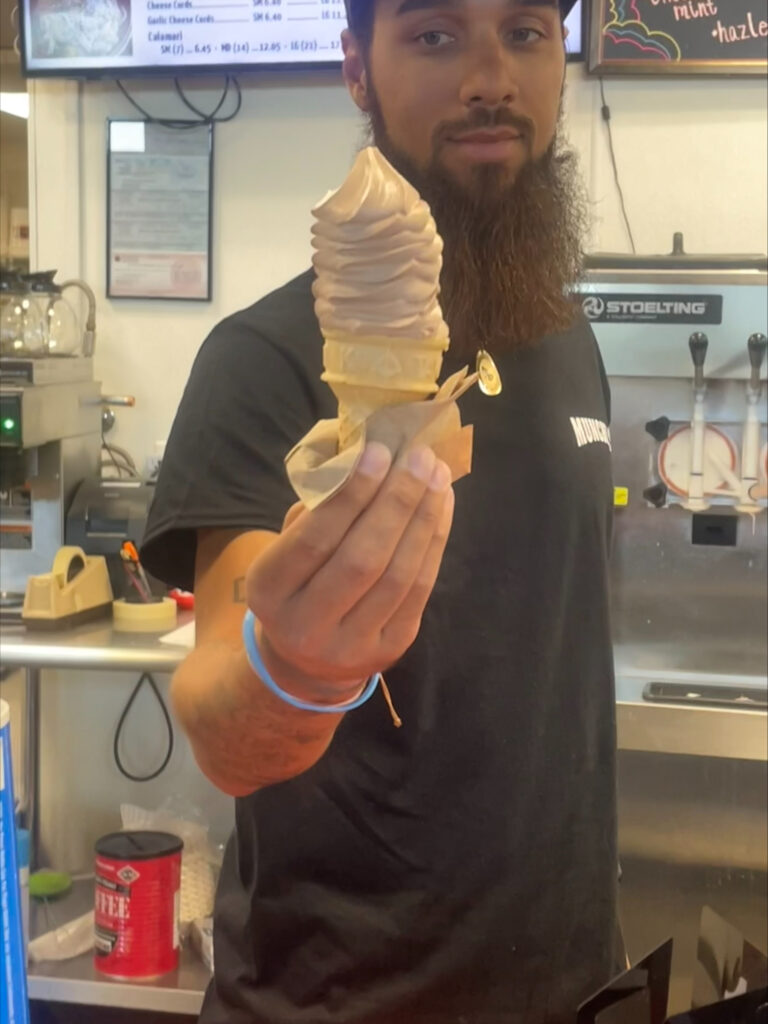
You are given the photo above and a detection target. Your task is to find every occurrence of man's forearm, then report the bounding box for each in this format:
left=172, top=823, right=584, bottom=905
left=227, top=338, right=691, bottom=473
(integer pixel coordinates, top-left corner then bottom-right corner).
left=171, top=641, right=348, bottom=796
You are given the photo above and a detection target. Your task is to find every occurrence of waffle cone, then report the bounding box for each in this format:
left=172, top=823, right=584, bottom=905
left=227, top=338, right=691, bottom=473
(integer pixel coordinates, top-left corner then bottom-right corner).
left=322, top=331, right=448, bottom=449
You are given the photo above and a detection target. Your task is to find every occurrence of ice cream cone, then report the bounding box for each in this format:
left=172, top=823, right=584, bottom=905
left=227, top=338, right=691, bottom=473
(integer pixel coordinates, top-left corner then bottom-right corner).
left=321, top=331, right=448, bottom=449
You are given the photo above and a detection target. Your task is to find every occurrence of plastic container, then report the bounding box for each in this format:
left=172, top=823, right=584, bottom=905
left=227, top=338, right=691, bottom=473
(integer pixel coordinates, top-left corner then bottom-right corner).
left=16, top=828, right=30, bottom=958
left=0, top=698, right=30, bottom=1023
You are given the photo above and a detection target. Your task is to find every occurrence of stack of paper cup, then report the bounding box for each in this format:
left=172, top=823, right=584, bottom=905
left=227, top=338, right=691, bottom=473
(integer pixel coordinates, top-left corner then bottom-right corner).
left=0, top=698, right=30, bottom=1024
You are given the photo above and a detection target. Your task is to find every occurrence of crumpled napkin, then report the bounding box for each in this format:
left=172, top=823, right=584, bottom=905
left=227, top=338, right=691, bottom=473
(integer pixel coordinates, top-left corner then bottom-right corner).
left=285, top=367, right=478, bottom=510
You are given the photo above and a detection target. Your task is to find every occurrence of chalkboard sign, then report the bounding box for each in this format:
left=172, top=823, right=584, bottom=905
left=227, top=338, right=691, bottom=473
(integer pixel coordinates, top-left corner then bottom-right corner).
left=588, top=0, right=768, bottom=75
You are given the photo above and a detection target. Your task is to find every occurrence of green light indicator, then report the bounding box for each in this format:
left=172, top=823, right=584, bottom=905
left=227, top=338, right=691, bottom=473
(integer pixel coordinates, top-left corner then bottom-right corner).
left=2, top=418, right=16, bottom=431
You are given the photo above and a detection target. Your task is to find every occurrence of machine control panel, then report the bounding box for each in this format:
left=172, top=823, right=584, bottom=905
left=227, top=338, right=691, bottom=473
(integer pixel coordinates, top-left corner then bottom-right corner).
left=0, top=393, right=22, bottom=448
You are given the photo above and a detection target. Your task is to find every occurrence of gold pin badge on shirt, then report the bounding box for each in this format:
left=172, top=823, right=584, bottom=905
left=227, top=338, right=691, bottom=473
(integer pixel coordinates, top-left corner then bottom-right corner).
left=476, top=349, right=502, bottom=397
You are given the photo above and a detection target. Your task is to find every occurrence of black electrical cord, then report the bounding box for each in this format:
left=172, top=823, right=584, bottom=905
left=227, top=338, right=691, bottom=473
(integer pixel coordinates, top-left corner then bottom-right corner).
left=174, top=77, right=233, bottom=122
left=101, top=431, right=125, bottom=477
left=115, top=76, right=242, bottom=130
left=113, top=672, right=175, bottom=782
left=106, top=440, right=139, bottom=474
left=100, top=433, right=140, bottom=479
left=598, top=77, right=637, bottom=255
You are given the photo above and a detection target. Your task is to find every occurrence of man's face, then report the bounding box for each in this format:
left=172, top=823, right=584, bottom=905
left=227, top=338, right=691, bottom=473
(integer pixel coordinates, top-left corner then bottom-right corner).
left=340, top=0, right=586, bottom=354
left=344, top=0, right=567, bottom=191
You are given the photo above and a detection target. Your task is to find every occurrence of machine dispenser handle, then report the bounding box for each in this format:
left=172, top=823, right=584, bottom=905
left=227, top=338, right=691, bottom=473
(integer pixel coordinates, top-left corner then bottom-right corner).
left=688, top=332, right=709, bottom=390
left=747, top=333, right=767, bottom=389
left=100, top=396, right=136, bottom=407
left=642, top=483, right=668, bottom=509
left=645, top=416, right=671, bottom=443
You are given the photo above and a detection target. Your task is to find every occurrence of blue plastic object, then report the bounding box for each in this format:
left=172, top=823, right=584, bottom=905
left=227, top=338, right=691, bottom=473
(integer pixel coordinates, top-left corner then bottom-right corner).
left=1, top=699, right=30, bottom=1024
left=16, top=828, right=30, bottom=871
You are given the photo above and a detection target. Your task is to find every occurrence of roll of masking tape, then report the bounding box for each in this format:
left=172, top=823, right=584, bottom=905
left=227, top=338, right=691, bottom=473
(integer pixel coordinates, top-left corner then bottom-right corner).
left=112, top=598, right=177, bottom=633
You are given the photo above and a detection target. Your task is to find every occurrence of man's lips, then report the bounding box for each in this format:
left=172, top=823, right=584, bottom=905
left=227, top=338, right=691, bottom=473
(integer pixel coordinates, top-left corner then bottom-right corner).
left=446, top=128, right=527, bottom=162
left=451, top=129, right=524, bottom=144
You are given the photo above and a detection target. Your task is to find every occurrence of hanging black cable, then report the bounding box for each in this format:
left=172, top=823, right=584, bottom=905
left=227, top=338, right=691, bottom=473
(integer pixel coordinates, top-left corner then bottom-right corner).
left=101, top=429, right=125, bottom=477
left=598, top=77, right=637, bottom=255
left=113, top=672, right=175, bottom=782
left=114, top=75, right=242, bottom=130
left=174, top=76, right=233, bottom=122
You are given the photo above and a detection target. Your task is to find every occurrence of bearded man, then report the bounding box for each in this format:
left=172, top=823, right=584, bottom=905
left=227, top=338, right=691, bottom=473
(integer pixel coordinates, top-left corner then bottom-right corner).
left=142, top=2, right=623, bottom=1021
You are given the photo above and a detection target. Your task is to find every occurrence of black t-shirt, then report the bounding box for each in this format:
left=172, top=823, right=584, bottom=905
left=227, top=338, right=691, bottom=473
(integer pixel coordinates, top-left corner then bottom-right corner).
left=142, top=269, right=620, bottom=1024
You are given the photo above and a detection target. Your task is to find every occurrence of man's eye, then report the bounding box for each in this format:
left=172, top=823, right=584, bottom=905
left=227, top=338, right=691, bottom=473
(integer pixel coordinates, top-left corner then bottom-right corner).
left=509, top=27, right=545, bottom=44
left=416, top=30, right=454, bottom=48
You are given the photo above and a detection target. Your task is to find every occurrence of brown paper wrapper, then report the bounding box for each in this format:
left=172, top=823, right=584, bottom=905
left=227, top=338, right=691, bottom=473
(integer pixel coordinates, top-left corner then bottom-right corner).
left=285, top=367, right=478, bottom=510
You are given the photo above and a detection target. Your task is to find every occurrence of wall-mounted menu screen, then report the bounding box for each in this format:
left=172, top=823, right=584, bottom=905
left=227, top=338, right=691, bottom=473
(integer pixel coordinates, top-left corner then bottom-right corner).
left=589, top=0, right=767, bottom=75
left=20, top=0, right=584, bottom=77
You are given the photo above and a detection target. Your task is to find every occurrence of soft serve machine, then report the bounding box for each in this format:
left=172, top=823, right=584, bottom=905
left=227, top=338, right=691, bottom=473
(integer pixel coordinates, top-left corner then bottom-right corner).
left=579, top=237, right=767, bottom=1008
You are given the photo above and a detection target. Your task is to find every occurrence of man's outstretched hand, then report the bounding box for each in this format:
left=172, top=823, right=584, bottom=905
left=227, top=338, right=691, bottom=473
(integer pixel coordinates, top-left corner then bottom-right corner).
left=245, top=442, right=454, bottom=703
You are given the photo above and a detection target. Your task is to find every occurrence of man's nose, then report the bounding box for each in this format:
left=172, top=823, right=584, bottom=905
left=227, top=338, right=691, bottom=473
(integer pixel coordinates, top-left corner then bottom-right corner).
left=458, top=35, right=520, bottom=108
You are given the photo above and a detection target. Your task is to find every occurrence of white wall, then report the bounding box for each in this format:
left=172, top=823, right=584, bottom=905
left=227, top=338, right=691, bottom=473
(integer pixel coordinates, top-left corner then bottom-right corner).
left=588, top=76, right=768, bottom=255
left=20, top=64, right=768, bottom=870
left=28, top=67, right=768, bottom=470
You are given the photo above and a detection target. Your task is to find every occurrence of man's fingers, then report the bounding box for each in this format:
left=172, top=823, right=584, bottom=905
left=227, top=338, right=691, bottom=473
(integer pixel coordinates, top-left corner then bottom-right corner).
left=293, top=450, right=447, bottom=629
left=380, top=487, right=455, bottom=654
left=249, top=442, right=392, bottom=606
left=282, top=501, right=306, bottom=532
left=339, top=480, right=453, bottom=640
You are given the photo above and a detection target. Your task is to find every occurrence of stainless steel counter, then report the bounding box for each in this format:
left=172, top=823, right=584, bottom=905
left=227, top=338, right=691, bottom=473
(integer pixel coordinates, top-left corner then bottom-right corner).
left=1, top=615, right=206, bottom=1016
left=28, top=879, right=208, bottom=1015
left=0, top=611, right=195, bottom=908
left=1, top=616, right=764, bottom=765
left=0, top=611, right=194, bottom=672
left=3, top=615, right=765, bottom=1015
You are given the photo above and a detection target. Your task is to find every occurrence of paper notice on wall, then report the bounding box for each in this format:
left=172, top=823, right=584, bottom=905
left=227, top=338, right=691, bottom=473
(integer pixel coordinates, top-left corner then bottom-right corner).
left=9, top=208, right=29, bottom=261
left=107, top=120, right=212, bottom=301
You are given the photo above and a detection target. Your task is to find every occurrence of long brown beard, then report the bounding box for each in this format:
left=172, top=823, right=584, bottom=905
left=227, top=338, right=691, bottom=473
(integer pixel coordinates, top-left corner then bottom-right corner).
left=365, top=99, right=589, bottom=356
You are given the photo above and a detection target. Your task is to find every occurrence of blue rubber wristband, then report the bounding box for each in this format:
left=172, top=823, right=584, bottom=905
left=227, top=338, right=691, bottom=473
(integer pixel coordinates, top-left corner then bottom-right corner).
left=242, top=609, right=381, bottom=713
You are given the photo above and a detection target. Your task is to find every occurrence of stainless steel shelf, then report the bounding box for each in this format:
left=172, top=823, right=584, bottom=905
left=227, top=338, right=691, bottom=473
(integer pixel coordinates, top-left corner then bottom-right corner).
left=0, top=610, right=193, bottom=673
left=614, top=643, right=767, bottom=761
left=616, top=690, right=767, bottom=761
left=28, top=879, right=209, bottom=1015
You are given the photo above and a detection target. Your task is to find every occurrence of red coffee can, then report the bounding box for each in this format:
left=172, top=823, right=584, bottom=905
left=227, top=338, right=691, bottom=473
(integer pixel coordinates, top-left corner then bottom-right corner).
left=94, top=830, right=183, bottom=979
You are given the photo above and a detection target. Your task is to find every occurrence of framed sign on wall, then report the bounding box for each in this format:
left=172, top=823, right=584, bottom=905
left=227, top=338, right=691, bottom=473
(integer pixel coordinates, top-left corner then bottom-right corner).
left=107, top=120, right=213, bottom=301
left=589, top=0, right=768, bottom=76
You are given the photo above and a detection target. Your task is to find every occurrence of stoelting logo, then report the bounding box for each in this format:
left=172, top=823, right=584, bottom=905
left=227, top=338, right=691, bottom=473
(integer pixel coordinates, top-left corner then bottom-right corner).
left=582, top=296, right=605, bottom=321
left=578, top=292, right=723, bottom=325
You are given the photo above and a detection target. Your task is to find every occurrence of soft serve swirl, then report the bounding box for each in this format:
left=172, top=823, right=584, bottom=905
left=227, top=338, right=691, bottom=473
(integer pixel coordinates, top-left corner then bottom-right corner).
left=312, top=147, right=449, bottom=343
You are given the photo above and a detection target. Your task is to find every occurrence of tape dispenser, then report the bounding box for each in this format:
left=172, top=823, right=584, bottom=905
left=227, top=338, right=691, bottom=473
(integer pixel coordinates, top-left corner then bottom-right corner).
left=22, top=546, right=113, bottom=630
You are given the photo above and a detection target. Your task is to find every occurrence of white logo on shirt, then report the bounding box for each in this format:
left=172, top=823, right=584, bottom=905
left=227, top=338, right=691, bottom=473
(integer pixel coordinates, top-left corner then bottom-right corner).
left=570, top=416, right=612, bottom=451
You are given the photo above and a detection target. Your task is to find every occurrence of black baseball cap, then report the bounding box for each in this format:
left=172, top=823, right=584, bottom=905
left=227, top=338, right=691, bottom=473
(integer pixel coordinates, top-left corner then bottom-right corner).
left=344, top=0, right=580, bottom=21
